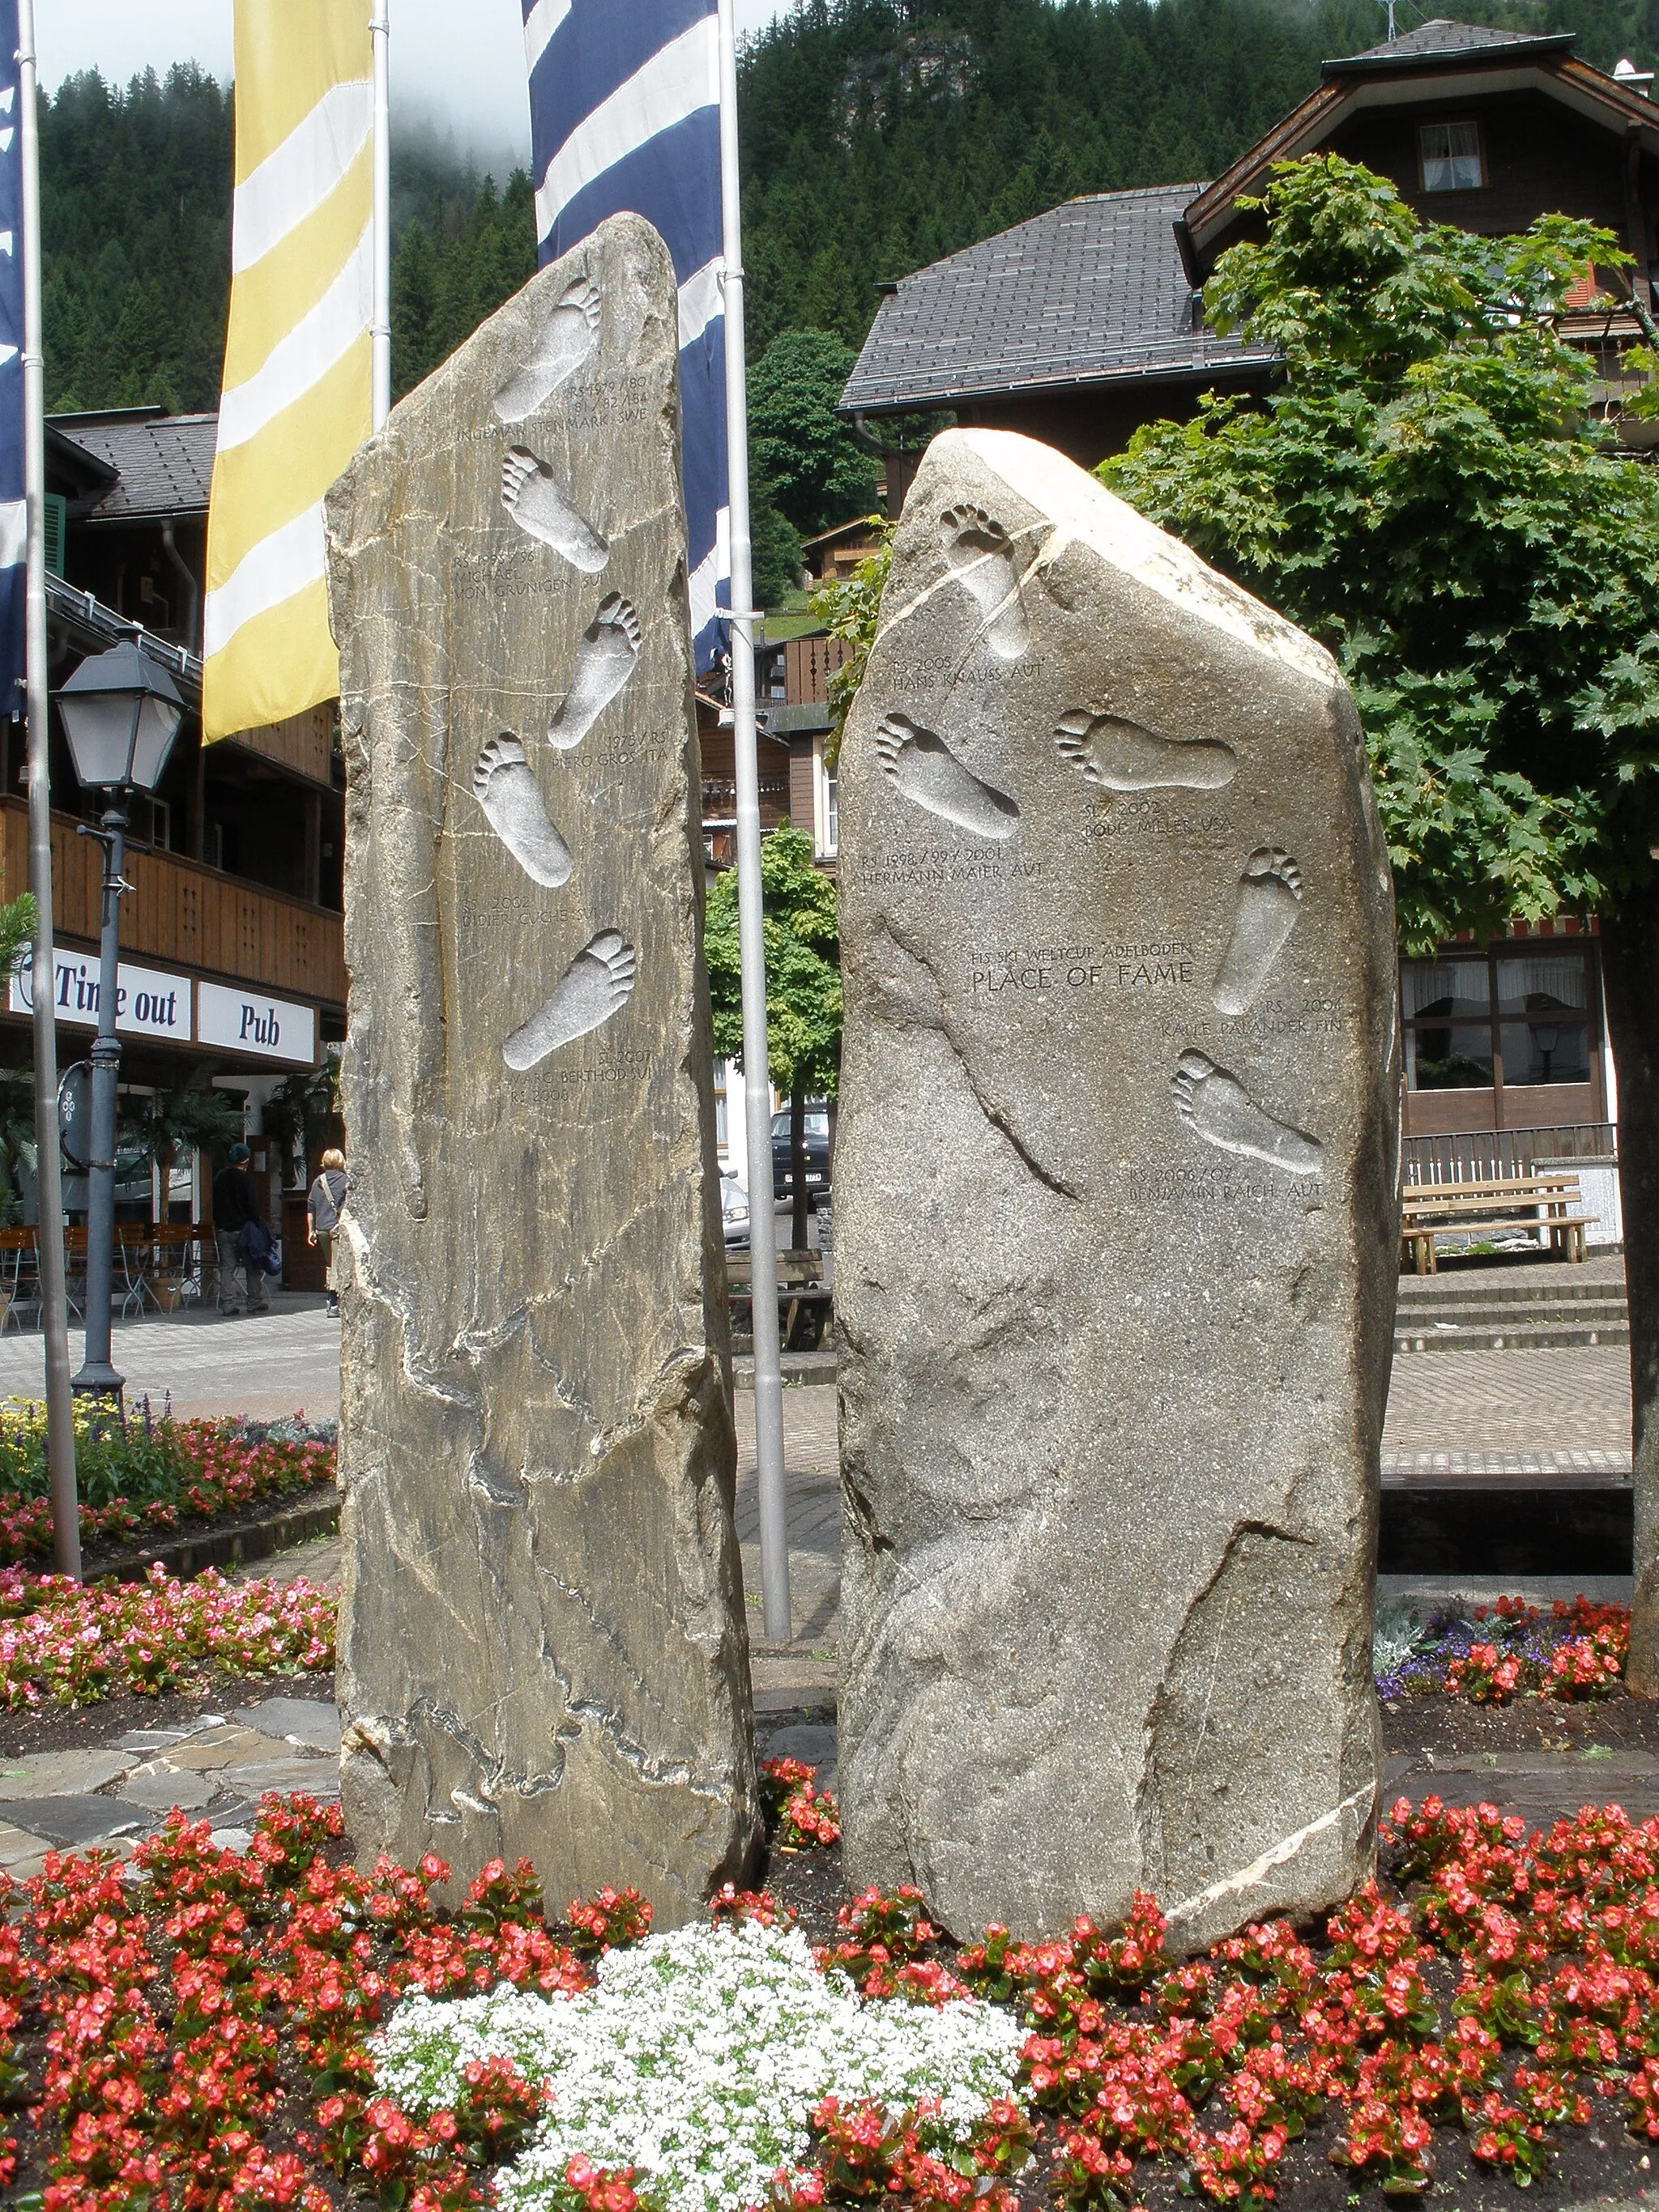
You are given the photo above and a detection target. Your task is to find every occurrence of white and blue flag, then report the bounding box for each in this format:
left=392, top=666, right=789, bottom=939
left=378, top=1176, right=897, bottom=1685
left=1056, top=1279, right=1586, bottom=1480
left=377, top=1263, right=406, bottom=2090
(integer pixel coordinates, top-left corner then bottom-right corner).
left=522, top=0, right=728, bottom=671
left=0, top=0, right=22, bottom=710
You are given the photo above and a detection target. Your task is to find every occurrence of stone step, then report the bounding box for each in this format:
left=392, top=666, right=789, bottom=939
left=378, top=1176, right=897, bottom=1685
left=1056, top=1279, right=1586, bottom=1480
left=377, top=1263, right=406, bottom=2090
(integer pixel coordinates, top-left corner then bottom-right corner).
left=1397, top=1272, right=1625, bottom=1308
left=1394, top=1298, right=1627, bottom=1330
left=1392, top=1316, right=1629, bottom=1353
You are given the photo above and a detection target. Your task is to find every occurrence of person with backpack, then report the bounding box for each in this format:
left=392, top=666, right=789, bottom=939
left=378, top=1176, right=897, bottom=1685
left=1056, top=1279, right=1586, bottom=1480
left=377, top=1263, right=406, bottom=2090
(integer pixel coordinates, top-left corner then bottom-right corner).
left=212, top=1141, right=270, bottom=1316
left=307, top=1148, right=348, bottom=1317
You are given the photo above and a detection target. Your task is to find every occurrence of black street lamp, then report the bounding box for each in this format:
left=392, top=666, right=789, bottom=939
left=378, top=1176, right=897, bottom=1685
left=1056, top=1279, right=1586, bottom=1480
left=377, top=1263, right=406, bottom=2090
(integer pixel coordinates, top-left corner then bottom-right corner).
left=53, top=643, right=184, bottom=1401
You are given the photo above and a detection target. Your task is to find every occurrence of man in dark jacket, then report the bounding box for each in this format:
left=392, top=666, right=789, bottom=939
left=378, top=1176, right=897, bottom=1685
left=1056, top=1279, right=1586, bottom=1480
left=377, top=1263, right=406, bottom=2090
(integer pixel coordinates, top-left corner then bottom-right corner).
left=213, top=1141, right=269, bottom=1316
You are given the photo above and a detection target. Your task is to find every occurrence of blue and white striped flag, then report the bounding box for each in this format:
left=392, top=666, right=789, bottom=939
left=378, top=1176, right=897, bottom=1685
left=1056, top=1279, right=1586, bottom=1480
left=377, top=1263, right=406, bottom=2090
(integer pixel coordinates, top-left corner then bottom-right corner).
left=522, top=0, right=728, bottom=672
left=0, top=0, right=23, bottom=711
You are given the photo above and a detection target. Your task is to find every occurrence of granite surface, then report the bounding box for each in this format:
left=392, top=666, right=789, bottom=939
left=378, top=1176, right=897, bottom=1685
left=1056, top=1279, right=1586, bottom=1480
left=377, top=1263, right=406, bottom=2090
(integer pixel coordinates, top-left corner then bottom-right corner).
left=325, top=214, right=760, bottom=1916
left=834, top=428, right=1400, bottom=1948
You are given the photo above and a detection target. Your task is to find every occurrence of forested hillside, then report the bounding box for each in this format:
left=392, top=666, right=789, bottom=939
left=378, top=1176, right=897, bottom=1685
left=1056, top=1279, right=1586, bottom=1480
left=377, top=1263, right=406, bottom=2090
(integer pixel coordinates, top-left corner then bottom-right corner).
left=38, top=0, right=1659, bottom=526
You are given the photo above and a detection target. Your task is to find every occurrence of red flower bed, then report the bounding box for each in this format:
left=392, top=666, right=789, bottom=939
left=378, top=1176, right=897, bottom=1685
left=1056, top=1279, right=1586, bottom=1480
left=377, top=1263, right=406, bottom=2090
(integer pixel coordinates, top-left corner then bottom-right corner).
left=0, top=1415, right=335, bottom=1567
left=0, top=1562, right=335, bottom=1707
left=3, top=1789, right=1659, bottom=2208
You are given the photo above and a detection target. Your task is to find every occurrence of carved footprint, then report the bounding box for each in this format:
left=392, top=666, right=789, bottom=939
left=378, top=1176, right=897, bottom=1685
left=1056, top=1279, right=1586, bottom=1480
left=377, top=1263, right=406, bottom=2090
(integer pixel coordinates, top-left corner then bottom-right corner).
left=501, top=446, right=608, bottom=573
left=1213, top=848, right=1303, bottom=1016
left=873, top=712, right=1018, bottom=840
left=550, top=594, right=642, bottom=750
left=473, top=735, right=573, bottom=888
left=1056, top=710, right=1235, bottom=792
left=492, top=278, right=602, bottom=423
left=504, top=930, right=638, bottom=1071
left=940, top=504, right=1030, bottom=660
left=1171, top=1049, right=1322, bottom=1176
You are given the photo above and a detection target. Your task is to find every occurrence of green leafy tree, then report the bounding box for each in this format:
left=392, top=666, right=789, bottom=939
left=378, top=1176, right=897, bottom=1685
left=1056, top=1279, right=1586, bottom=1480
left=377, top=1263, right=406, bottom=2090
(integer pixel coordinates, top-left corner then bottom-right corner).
left=1102, top=151, right=1659, bottom=1686
left=809, top=521, right=893, bottom=764
left=705, top=825, right=840, bottom=1247
left=749, top=329, right=879, bottom=538
left=752, top=485, right=805, bottom=607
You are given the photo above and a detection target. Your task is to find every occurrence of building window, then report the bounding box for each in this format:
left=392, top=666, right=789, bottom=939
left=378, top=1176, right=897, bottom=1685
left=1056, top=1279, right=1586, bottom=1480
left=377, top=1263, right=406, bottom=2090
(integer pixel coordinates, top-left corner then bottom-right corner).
left=1495, top=953, right=1590, bottom=1087
left=1401, top=944, right=1594, bottom=1093
left=1420, top=120, right=1482, bottom=192
left=1402, top=959, right=1493, bottom=1089
left=813, top=736, right=838, bottom=859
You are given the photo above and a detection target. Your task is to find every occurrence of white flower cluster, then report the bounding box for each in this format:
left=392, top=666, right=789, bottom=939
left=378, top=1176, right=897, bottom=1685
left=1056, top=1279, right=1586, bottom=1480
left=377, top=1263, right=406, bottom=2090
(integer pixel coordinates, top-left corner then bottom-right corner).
left=373, top=1917, right=1026, bottom=2212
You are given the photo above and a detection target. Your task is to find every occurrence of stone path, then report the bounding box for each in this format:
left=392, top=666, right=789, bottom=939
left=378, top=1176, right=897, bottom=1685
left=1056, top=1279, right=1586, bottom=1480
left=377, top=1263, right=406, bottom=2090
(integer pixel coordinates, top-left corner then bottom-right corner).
left=0, top=1693, right=339, bottom=1880
left=1381, top=1744, right=1659, bottom=1825
left=0, top=1288, right=1627, bottom=1460
left=0, top=1294, right=341, bottom=1422
left=734, top=1387, right=840, bottom=1712
left=1382, top=1344, right=1630, bottom=1455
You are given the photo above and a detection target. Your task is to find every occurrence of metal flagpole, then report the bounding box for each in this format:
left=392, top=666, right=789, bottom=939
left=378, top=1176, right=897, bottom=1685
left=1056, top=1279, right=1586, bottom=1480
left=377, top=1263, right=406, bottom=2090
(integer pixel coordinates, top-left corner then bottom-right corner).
left=716, top=0, right=790, bottom=1642
left=369, top=2, right=391, bottom=430
left=17, top=0, right=80, bottom=1579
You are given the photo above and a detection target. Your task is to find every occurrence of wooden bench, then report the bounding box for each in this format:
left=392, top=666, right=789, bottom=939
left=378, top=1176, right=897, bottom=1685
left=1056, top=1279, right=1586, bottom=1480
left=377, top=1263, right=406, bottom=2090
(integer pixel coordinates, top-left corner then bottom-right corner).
left=727, top=1248, right=834, bottom=1349
left=1401, top=1174, right=1596, bottom=1275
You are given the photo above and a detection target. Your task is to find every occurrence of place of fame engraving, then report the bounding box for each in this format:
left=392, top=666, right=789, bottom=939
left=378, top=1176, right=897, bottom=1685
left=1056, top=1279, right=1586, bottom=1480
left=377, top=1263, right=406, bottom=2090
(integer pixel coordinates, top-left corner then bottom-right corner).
left=970, top=938, right=1198, bottom=996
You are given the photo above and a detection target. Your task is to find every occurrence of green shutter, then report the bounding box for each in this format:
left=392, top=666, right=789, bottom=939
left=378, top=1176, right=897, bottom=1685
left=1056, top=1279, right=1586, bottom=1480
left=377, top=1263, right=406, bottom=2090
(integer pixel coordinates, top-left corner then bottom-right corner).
left=43, top=494, right=66, bottom=578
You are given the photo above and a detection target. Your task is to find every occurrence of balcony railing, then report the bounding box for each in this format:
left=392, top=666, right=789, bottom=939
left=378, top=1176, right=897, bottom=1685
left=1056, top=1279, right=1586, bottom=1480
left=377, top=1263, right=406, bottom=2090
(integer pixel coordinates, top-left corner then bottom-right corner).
left=0, top=796, right=347, bottom=1008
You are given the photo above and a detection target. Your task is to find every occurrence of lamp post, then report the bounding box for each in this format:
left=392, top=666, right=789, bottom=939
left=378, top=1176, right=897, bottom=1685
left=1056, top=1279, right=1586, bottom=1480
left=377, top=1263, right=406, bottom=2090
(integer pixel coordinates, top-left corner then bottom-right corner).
left=53, top=644, right=185, bottom=1402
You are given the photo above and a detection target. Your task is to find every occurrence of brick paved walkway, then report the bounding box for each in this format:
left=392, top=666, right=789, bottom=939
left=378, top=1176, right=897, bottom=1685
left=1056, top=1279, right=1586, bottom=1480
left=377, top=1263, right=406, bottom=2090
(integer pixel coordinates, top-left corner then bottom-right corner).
left=1380, top=1345, right=1630, bottom=1455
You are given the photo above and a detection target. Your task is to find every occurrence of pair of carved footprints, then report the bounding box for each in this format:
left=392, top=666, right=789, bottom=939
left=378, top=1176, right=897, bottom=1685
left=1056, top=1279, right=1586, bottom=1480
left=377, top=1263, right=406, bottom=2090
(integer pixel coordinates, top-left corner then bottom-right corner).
left=1166, top=852, right=1319, bottom=1177
left=896, top=506, right=1320, bottom=1174
left=476, top=277, right=637, bottom=1070
left=875, top=707, right=1233, bottom=840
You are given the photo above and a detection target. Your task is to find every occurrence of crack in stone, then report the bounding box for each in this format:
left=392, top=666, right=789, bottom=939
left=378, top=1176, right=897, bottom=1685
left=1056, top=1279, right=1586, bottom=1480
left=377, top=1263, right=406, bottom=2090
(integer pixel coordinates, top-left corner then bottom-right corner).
left=876, top=916, right=1084, bottom=1202
left=1164, top=1783, right=1376, bottom=1928
left=340, top=1216, right=482, bottom=1414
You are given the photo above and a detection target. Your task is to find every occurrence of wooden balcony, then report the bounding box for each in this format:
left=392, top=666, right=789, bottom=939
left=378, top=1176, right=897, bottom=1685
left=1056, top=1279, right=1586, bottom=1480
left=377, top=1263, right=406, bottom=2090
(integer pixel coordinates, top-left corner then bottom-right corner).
left=0, top=795, right=346, bottom=1009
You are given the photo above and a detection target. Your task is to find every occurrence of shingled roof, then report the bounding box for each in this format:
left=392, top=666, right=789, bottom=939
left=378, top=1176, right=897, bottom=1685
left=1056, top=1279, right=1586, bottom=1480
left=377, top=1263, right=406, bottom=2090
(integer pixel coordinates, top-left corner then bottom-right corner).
left=840, top=185, right=1277, bottom=419
left=49, top=408, right=217, bottom=521
left=1322, top=17, right=1575, bottom=75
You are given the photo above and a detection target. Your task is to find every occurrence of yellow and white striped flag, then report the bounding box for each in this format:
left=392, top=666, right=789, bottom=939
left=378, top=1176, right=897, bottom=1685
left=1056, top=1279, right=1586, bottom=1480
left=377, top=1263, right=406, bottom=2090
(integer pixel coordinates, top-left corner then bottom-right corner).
left=203, top=0, right=374, bottom=741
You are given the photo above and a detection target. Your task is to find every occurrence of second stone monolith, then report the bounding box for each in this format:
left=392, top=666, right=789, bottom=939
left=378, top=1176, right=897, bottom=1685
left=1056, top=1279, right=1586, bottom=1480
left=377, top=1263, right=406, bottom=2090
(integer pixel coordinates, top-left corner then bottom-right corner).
left=835, top=428, right=1399, bottom=1950
left=325, top=214, right=760, bottom=1917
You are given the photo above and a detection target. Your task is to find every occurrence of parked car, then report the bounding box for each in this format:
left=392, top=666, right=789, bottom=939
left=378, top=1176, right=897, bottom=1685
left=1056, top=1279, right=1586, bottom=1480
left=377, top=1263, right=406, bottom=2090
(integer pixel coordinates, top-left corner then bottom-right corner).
left=770, top=1102, right=831, bottom=1202
left=720, top=1170, right=751, bottom=1250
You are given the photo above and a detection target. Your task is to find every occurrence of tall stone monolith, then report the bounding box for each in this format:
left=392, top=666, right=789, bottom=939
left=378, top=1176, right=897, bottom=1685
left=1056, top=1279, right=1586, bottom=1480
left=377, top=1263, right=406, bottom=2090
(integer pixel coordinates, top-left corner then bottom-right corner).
left=836, top=428, right=1399, bottom=1950
left=324, top=214, right=761, bottom=1916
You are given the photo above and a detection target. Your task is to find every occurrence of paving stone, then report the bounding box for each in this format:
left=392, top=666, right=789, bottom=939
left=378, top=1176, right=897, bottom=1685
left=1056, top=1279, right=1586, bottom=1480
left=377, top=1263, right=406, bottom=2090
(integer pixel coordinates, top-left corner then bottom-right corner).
left=215, top=1757, right=340, bottom=1803
left=1382, top=1343, right=1630, bottom=1455
left=762, top=1723, right=838, bottom=1788
left=159, top=1728, right=271, bottom=1773
left=209, top=1827, right=254, bottom=1854
left=0, top=1795, right=156, bottom=1847
left=0, top=1748, right=137, bottom=1798
left=117, top=1729, right=192, bottom=1751
left=117, top=1768, right=220, bottom=1813
left=232, top=1696, right=340, bottom=1753
left=0, top=1819, right=52, bottom=1869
